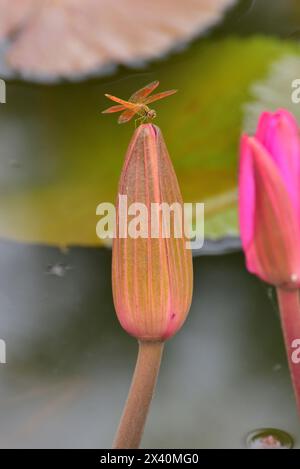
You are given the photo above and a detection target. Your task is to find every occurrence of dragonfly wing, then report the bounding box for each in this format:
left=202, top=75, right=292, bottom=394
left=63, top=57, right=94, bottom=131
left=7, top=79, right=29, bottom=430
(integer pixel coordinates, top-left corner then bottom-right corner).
left=104, top=94, right=137, bottom=110
left=129, top=80, right=159, bottom=103
left=118, top=109, right=137, bottom=124
left=144, top=89, right=177, bottom=105
left=102, top=104, right=126, bottom=114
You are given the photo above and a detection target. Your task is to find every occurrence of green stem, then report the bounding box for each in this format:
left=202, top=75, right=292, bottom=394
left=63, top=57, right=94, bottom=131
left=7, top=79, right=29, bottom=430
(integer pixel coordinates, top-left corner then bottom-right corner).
left=113, top=340, right=164, bottom=449
left=276, top=287, right=300, bottom=415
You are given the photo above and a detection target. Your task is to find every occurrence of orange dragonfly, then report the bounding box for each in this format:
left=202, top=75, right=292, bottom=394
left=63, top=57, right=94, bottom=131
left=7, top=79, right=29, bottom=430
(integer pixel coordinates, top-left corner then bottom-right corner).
left=102, top=80, right=177, bottom=125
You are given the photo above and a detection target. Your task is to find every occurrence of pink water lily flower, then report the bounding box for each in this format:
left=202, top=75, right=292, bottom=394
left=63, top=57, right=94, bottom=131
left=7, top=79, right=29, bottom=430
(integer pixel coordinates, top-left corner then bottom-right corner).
left=239, top=108, right=300, bottom=416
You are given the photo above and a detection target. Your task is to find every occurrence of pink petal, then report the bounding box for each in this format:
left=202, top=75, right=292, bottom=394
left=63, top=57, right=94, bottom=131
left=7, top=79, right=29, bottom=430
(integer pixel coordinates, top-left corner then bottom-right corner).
left=238, top=134, right=256, bottom=248
left=256, top=109, right=300, bottom=215
left=242, top=137, right=300, bottom=287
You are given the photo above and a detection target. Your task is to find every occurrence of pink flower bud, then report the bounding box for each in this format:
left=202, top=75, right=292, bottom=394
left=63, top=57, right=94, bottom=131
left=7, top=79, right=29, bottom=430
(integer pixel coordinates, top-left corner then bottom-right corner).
left=112, top=124, right=193, bottom=341
left=239, top=109, right=300, bottom=288
left=239, top=109, right=300, bottom=416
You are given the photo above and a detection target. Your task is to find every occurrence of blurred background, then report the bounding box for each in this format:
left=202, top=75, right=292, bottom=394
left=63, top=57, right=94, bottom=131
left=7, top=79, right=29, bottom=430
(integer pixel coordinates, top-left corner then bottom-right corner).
left=0, top=0, right=300, bottom=448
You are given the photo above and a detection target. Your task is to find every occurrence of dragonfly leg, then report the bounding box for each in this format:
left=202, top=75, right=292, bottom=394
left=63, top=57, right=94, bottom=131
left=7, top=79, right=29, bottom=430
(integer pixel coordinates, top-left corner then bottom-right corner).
left=134, top=115, right=145, bottom=128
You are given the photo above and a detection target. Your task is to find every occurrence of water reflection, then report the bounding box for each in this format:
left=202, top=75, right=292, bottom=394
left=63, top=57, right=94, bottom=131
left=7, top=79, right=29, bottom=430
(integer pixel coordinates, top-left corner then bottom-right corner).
left=45, top=263, right=72, bottom=278
left=246, top=428, right=294, bottom=449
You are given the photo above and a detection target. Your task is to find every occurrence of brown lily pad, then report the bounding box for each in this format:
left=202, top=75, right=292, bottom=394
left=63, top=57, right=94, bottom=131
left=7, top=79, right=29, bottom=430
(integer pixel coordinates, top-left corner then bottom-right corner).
left=0, top=0, right=236, bottom=80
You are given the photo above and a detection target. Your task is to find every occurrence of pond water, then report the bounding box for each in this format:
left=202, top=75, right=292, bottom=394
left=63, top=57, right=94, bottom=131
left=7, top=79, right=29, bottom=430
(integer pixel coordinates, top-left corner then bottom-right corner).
left=0, top=242, right=299, bottom=448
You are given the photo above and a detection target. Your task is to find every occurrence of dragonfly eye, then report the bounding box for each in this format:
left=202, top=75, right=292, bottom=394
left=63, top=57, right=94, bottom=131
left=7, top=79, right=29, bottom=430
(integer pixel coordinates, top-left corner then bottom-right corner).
left=148, top=109, right=156, bottom=119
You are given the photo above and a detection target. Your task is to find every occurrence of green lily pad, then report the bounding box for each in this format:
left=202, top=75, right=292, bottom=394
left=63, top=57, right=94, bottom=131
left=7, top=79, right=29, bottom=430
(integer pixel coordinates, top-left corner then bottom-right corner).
left=0, top=37, right=300, bottom=246
left=243, top=54, right=300, bottom=134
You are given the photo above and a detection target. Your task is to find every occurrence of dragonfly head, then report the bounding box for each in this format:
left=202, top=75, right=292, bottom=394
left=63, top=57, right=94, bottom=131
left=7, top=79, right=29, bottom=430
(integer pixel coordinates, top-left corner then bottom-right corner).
left=147, top=109, right=156, bottom=120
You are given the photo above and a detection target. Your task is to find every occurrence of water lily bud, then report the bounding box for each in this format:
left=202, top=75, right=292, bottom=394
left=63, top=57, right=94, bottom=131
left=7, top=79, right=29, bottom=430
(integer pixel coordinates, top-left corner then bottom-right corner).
left=112, top=124, right=193, bottom=341
left=238, top=109, right=300, bottom=289
left=239, top=109, right=300, bottom=417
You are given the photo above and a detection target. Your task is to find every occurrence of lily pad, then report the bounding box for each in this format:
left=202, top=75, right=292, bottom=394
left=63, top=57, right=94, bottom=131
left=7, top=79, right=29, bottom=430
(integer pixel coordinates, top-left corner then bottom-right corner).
left=0, top=0, right=236, bottom=81
left=243, top=54, right=300, bottom=134
left=0, top=37, right=300, bottom=247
